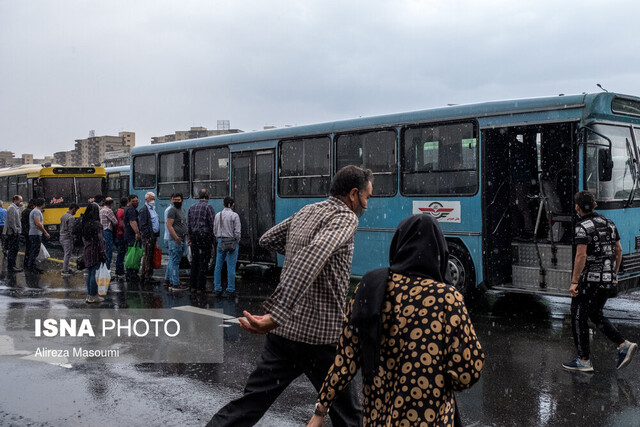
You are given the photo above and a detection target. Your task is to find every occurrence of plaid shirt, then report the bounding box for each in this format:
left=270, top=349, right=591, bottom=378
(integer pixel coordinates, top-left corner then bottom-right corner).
left=261, top=197, right=358, bottom=345
left=188, top=200, right=215, bottom=236
left=99, top=207, right=117, bottom=232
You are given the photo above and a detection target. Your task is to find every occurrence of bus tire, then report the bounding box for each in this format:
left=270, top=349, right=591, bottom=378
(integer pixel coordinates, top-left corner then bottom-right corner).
left=447, top=241, right=477, bottom=302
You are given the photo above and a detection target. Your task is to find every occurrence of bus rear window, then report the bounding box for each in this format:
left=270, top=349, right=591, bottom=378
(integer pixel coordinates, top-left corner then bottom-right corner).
left=401, top=122, right=478, bottom=195
left=133, top=155, right=156, bottom=189
left=279, top=137, right=330, bottom=197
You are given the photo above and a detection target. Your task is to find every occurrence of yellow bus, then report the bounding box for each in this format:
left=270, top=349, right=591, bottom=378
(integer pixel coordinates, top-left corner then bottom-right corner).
left=0, top=164, right=106, bottom=236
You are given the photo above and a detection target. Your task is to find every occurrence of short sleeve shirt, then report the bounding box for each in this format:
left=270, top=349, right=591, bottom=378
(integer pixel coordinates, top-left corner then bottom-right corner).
left=29, top=208, right=43, bottom=236
left=124, top=205, right=139, bottom=243
left=574, top=212, right=620, bottom=286
left=167, top=207, right=187, bottom=241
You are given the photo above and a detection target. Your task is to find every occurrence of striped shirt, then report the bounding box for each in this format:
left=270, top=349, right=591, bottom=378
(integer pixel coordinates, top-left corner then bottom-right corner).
left=261, top=197, right=358, bottom=345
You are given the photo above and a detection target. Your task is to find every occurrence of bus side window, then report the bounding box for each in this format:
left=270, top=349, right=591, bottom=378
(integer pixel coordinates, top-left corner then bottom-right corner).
left=17, top=175, right=28, bottom=200
left=158, top=152, right=189, bottom=199
left=0, top=177, right=7, bottom=202
left=402, top=122, right=477, bottom=195
left=335, top=130, right=397, bottom=196
left=279, top=137, right=330, bottom=197
left=192, top=147, right=229, bottom=198
left=133, top=155, right=156, bottom=189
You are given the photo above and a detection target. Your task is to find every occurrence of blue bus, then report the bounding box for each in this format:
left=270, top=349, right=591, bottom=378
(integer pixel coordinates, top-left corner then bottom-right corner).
left=129, top=92, right=640, bottom=297
left=105, top=166, right=130, bottom=205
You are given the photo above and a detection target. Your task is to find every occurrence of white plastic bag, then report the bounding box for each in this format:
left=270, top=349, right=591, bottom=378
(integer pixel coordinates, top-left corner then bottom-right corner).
left=96, top=263, right=111, bottom=296
left=36, top=243, right=50, bottom=263
left=186, top=245, right=192, bottom=263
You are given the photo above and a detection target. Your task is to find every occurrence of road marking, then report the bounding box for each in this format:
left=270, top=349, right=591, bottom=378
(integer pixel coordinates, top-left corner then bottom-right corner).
left=172, top=305, right=235, bottom=321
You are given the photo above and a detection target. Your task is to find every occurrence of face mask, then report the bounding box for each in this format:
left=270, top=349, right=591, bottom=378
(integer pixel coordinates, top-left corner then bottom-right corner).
left=173, top=202, right=182, bottom=209
left=355, top=193, right=367, bottom=218
left=132, top=201, right=139, bottom=208
left=148, top=201, right=155, bottom=207
left=18, top=202, right=23, bottom=207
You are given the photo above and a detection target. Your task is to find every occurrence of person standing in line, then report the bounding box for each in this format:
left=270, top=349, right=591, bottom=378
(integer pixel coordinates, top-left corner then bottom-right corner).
left=188, top=189, right=215, bottom=294
left=208, top=165, right=373, bottom=427
left=138, top=192, right=159, bottom=283
left=166, top=193, right=188, bottom=292
left=563, top=191, right=638, bottom=372
left=26, top=198, right=49, bottom=273
left=308, top=215, right=484, bottom=426
left=213, top=196, right=241, bottom=298
left=59, top=203, right=79, bottom=275
left=99, top=197, right=117, bottom=271
left=114, top=197, right=128, bottom=278
left=0, top=200, right=7, bottom=254
left=3, top=195, right=23, bottom=273
left=82, top=203, right=106, bottom=303
left=20, top=199, right=35, bottom=269
left=163, top=199, right=173, bottom=287
left=124, top=194, right=141, bottom=281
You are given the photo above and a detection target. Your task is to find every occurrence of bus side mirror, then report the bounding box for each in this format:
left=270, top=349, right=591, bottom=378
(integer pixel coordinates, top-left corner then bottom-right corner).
left=598, top=148, right=613, bottom=182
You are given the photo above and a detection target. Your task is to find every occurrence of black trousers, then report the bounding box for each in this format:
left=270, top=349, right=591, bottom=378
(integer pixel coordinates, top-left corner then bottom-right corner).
left=5, top=233, right=19, bottom=269
left=571, top=283, right=625, bottom=360
left=190, top=232, right=212, bottom=290
left=208, top=333, right=362, bottom=427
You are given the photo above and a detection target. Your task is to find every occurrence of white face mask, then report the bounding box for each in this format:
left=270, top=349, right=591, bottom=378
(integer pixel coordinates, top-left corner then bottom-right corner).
left=148, top=200, right=155, bottom=207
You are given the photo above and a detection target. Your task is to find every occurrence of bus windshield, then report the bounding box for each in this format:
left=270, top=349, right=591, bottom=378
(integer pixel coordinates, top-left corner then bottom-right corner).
left=585, top=124, right=639, bottom=201
left=76, top=177, right=104, bottom=204
left=41, top=178, right=74, bottom=207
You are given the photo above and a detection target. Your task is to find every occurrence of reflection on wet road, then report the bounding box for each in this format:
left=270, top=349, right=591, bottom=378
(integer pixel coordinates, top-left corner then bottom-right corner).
left=0, top=250, right=639, bottom=426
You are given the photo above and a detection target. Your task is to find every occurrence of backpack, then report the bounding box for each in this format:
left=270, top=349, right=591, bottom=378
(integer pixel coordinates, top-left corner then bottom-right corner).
left=72, top=215, right=84, bottom=246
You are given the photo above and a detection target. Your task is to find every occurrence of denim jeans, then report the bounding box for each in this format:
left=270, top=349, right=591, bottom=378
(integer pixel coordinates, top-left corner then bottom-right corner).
left=103, top=230, right=114, bottom=270
left=167, top=240, right=186, bottom=286
left=114, top=236, right=126, bottom=275
left=86, top=264, right=99, bottom=296
left=164, top=238, right=170, bottom=281
left=214, top=242, right=238, bottom=293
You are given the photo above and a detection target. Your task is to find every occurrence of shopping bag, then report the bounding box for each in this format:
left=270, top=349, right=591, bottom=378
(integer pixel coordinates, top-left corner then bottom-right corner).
left=153, top=244, right=162, bottom=270
left=96, top=263, right=111, bottom=296
left=36, top=243, right=50, bottom=263
left=186, top=245, right=192, bottom=263
left=124, top=241, right=144, bottom=270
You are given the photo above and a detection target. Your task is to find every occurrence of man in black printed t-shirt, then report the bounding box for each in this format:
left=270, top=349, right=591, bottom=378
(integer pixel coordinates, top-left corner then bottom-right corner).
left=563, top=191, right=637, bottom=372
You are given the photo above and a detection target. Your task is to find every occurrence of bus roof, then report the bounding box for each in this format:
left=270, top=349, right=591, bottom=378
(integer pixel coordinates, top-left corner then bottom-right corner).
left=0, top=164, right=55, bottom=177
left=105, top=166, right=130, bottom=174
left=130, top=92, right=640, bottom=156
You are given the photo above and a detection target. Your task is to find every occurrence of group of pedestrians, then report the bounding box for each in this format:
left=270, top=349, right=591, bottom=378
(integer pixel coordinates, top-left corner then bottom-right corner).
left=1, top=196, right=49, bottom=274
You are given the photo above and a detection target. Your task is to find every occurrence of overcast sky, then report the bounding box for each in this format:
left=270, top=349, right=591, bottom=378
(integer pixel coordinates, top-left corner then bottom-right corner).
left=1, top=0, right=640, bottom=157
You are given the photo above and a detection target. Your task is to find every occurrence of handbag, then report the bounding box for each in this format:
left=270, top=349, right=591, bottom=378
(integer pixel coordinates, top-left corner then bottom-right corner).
left=96, top=263, right=111, bottom=296
left=153, top=244, right=162, bottom=270
left=76, top=256, right=85, bottom=271
left=124, top=241, right=144, bottom=270
left=220, top=237, right=237, bottom=252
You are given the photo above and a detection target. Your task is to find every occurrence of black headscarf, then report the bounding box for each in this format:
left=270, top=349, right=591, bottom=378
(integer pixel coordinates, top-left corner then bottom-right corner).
left=350, top=214, right=452, bottom=379
left=81, top=203, right=102, bottom=240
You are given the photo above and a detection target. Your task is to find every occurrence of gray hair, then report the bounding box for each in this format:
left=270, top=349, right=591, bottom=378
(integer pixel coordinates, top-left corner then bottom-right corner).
left=145, top=192, right=155, bottom=201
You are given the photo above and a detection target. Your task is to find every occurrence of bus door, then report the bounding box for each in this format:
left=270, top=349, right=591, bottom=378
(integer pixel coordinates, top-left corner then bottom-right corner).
left=231, top=150, right=276, bottom=264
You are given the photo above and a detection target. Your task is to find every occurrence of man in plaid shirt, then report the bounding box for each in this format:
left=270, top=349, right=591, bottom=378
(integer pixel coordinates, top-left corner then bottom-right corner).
left=208, top=165, right=373, bottom=427
left=188, top=188, right=216, bottom=293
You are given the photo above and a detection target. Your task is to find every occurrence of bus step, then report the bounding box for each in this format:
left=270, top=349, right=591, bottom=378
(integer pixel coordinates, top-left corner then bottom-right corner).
left=511, top=265, right=571, bottom=294
left=512, top=242, right=572, bottom=269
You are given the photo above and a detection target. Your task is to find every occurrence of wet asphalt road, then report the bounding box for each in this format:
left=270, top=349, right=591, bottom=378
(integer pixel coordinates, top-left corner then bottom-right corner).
left=0, top=245, right=639, bottom=427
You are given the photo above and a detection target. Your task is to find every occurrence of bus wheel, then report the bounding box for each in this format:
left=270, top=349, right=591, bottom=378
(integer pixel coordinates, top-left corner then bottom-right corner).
left=447, top=242, right=476, bottom=300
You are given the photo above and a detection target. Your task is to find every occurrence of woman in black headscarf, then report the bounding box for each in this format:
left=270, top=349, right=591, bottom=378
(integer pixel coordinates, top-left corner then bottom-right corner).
left=81, top=203, right=106, bottom=303
left=308, top=215, right=484, bottom=426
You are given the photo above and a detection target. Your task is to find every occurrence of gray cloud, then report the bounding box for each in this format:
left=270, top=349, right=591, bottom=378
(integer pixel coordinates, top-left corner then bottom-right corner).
left=1, top=0, right=640, bottom=156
